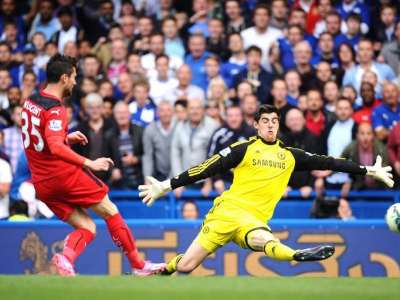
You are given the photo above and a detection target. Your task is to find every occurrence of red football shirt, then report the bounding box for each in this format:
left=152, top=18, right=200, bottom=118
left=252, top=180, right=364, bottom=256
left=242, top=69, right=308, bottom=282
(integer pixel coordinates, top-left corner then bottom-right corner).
left=21, top=91, right=79, bottom=183
left=305, top=111, right=326, bottom=137
left=353, top=100, right=381, bottom=124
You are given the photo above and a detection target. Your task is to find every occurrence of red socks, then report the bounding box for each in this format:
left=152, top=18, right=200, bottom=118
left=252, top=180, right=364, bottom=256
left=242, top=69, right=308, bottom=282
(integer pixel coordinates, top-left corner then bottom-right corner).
left=63, top=228, right=94, bottom=264
left=105, top=213, right=145, bottom=269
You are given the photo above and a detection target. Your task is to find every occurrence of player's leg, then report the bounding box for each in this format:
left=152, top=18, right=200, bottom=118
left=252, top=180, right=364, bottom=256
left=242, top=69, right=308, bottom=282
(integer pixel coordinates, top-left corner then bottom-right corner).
left=52, top=207, right=96, bottom=276
left=165, top=240, right=211, bottom=274
left=165, top=215, right=228, bottom=275
left=63, top=207, right=96, bottom=262
left=246, top=228, right=335, bottom=261
left=90, top=195, right=166, bottom=275
left=246, top=228, right=296, bottom=261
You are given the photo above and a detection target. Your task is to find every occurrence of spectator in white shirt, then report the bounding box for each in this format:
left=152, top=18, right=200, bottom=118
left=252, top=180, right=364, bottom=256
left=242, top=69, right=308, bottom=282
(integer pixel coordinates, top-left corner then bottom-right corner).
left=149, top=54, right=179, bottom=105
left=141, top=33, right=182, bottom=79
left=165, top=64, right=205, bottom=103
left=241, top=3, right=283, bottom=71
left=0, top=156, right=12, bottom=219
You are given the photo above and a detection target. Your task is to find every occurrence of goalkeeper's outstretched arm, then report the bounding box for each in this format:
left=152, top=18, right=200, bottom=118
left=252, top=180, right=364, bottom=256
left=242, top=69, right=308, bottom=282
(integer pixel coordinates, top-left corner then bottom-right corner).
left=288, top=147, right=394, bottom=188
left=139, top=140, right=250, bottom=206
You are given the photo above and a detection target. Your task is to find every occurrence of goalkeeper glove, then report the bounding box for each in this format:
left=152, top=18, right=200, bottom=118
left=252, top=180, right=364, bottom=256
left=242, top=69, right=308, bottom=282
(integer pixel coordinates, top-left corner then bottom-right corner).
left=138, top=176, right=172, bottom=206
left=365, top=155, right=394, bottom=188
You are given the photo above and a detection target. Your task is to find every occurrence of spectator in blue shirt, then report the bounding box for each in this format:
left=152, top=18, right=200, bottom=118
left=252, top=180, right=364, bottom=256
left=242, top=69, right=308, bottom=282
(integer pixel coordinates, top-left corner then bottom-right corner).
left=279, top=24, right=304, bottom=71
left=9, top=151, right=30, bottom=201
left=184, top=33, right=211, bottom=91
left=371, top=82, right=400, bottom=142
left=232, top=45, right=273, bottom=104
left=187, top=0, right=210, bottom=37
left=10, top=44, right=46, bottom=87
left=325, top=11, right=347, bottom=50
left=162, top=16, right=185, bottom=60
left=204, top=55, right=226, bottom=93
left=372, top=4, right=398, bottom=46
left=343, top=39, right=396, bottom=95
left=128, top=79, right=157, bottom=127
left=311, top=32, right=339, bottom=69
left=338, top=13, right=362, bottom=50
left=28, top=0, right=61, bottom=41
left=1, top=21, right=23, bottom=54
left=0, top=0, right=34, bottom=46
left=288, top=7, right=317, bottom=49
left=221, top=33, right=246, bottom=88
left=336, top=0, right=370, bottom=34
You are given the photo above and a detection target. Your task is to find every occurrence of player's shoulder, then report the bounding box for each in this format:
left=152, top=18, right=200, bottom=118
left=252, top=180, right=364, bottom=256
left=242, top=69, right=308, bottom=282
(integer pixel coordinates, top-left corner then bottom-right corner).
left=28, top=92, right=62, bottom=111
left=279, top=141, right=305, bottom=157
left=218, top=136, right=256, bottom=158
left=230, top=136, right=257, bottom=149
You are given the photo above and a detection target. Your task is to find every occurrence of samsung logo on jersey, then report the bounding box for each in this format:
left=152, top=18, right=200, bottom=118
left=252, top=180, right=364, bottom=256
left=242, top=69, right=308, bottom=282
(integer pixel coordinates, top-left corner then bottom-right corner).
left=252, top=159, right=286, bottom=169
left=23, top=101, right=42, bottom=116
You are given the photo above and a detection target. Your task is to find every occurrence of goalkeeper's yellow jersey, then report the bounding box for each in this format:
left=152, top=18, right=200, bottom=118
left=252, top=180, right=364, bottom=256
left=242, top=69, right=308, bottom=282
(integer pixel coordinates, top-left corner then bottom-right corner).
left=215, top=137, right=295, bottom=221
left=171, top=136, right=366, bottom=222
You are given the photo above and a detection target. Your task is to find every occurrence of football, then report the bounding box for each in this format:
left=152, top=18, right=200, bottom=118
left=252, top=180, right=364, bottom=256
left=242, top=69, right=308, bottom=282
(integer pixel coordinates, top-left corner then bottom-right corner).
left=385, top=203, right=400, bottom=233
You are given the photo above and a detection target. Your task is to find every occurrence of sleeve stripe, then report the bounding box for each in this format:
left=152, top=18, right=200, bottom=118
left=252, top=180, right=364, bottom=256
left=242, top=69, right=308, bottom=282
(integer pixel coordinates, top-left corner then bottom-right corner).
left=188, top=155, right=221, bottom=176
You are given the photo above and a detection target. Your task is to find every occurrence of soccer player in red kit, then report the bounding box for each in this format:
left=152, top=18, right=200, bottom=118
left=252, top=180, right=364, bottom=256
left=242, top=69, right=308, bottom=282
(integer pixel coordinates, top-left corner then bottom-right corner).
left=21, top=54, right=166, bottom=276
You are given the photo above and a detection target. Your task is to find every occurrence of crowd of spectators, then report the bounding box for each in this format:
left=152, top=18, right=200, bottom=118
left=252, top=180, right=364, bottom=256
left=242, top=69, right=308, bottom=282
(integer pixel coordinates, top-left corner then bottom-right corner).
left=0, top=0, right=399, bottom=221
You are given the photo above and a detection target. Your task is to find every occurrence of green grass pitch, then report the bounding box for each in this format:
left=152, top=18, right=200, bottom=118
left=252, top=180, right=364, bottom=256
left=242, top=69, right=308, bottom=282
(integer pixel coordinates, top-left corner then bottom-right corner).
left=0, top=276, right=398, bottom=300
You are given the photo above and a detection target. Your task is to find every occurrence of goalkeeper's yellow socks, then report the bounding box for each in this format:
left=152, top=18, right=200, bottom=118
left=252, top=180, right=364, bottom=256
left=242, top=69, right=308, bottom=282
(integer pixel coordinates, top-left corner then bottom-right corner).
left=164, top=254, right=184, bottom=275
left=264, top=241, right=295, bottom=261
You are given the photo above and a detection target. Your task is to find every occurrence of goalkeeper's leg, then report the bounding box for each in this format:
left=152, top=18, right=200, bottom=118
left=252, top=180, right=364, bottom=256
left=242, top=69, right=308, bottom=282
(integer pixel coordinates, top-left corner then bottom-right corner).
left=246, top=228, right=335, bottom=261
left=164, top=240, right=210, bottom=275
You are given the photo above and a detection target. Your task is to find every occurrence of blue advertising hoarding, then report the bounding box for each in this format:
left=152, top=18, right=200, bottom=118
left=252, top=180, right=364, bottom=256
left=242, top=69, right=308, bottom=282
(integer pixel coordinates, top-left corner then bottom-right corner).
left=0, top=220, right=399, bottom=277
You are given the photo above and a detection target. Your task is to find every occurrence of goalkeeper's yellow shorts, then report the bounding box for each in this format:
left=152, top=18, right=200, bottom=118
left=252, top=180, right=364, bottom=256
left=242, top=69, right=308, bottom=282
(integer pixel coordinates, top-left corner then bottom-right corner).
left=195, top=199, right=271, bottom=253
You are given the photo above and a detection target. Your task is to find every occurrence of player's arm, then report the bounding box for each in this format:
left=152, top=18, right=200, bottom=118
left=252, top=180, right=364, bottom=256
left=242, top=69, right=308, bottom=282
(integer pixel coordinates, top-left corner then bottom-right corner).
left=288, top=147, right=394, bottom=188
left=139, top=141, right=250, bottom=206
left=45, top=108, right=112, bottom=171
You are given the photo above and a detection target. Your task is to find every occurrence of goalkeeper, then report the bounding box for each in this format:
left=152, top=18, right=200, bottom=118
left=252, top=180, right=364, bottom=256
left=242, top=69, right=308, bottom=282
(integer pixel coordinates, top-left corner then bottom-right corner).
left=139, top=105, right=393, bottom=274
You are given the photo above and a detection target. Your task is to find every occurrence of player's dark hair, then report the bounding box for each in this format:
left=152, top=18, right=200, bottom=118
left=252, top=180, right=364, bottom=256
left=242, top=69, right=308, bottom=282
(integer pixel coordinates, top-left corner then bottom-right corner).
left=255, top=104, right=280, bottom=122
left=46, top=54, right=77, bottom=83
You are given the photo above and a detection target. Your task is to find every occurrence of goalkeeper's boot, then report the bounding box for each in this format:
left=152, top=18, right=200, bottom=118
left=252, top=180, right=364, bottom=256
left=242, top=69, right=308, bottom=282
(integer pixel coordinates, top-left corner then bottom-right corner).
left=51, top=253, right=76, bottom=276
left=133, top=261, right=166, bottom=276
left=293, top=245, right=335, bottom=262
